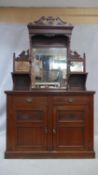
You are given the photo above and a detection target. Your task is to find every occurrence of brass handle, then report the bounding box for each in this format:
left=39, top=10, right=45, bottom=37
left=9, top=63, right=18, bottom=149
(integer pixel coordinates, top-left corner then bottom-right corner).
left=53, top=128, right=56, bottom=134
left=68, top=98, right=73, bottom=103
left=26, top=97, right=33, bottom=103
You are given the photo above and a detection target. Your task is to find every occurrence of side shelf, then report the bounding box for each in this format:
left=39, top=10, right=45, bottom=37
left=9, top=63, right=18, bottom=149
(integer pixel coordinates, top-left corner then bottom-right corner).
left=68, top=73, right=88, bottom=90
left=12, top=72, right=31, bottom=90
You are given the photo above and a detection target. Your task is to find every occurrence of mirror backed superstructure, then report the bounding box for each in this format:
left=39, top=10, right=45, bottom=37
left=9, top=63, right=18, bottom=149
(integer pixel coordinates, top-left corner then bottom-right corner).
left=13, top=16, right=86, bottom=90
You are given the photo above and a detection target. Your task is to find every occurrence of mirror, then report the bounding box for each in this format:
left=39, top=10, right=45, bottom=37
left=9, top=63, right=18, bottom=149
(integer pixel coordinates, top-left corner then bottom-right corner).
left=31, top=48, right=67, bottom=88
left=70, top=61, right=84, bottom=72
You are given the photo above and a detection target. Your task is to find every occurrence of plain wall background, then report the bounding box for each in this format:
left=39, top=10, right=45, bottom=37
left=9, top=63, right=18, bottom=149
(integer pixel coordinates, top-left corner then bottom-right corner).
left=0, top=23, right=98, bottom=135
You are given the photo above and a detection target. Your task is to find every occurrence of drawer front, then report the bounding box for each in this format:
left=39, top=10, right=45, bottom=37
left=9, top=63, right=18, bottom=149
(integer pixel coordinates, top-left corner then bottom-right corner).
left=53, top=96, right=88, bottom=104
left=13, top=95, right=47, bottom=107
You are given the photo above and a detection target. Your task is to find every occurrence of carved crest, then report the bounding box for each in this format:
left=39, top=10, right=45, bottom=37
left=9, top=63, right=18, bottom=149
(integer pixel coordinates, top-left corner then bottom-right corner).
left=28, top=16, right=73, bottom=27
left=69, top=51, right=85, bottom=60
left=13, top=50, right=29, bottom=61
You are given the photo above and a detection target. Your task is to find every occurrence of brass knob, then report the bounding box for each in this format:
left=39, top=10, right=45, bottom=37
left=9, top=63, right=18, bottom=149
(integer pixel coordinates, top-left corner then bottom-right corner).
left=26, top=97, right=33, bottom=103
left=68, top=98, right=73, bottom=103
left=53, top=128, right=56, bottom=134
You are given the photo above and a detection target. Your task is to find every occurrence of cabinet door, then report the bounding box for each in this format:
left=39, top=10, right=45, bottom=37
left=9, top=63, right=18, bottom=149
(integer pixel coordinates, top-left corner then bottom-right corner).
left=12, top=96, right=48, bottom=151
left=52, top=105, right=88, bottom=151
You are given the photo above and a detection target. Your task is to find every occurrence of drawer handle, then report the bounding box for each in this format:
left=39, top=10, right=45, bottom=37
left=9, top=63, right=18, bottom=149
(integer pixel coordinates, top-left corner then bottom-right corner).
left=26, top=97, right=33, bottom=103
left=68, top=98, right=73, bottom=103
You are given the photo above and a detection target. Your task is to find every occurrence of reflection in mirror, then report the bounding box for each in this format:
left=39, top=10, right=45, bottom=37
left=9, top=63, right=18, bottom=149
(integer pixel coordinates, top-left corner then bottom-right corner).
left=70, top=61, right=83, bottom=72
left=31, top=48, right=67, bottom=88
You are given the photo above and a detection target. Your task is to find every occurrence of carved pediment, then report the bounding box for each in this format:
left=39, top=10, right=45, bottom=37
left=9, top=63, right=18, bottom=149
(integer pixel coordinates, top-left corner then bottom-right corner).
left=13, top=50, right=29, bottom=61
left=28, top=16, right=73, bottom=27
left=69, top=51, right=85, bottom=60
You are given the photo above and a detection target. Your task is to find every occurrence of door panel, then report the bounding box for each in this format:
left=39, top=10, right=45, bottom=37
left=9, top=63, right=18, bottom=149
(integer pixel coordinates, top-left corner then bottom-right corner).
left=53, top=105, right=88, bottom=150
left=16, top=126, right=47, bottom=150
left=55, top=127, right=84, bottom=149
left=14, top=105, right=48, bottom=151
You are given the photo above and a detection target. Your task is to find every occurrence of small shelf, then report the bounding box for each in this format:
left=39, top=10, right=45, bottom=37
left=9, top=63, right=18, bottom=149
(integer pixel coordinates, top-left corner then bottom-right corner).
left=69, top=72, right=88, bottom=75
left=68, top=73, right=88, bottom=90
left=12, top=72, right=30, bottom=75
left=12, top=73, right=31, bottom=90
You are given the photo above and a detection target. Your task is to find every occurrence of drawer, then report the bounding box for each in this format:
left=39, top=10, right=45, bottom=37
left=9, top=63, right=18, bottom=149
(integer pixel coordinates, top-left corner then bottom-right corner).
left=53, top=96, right=88, bottom=104
left=13, top=96, right=47, bottom=106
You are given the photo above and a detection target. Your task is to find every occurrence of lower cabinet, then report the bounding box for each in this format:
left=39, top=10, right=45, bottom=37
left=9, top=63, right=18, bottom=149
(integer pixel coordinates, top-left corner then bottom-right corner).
left=5, top=91, right=95, bottom=158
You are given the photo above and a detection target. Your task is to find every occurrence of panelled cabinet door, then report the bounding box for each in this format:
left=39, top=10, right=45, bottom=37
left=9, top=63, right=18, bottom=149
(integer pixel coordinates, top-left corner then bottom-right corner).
left=12, top=102, right=48, bottom=151
left=52, top=105, right=88, bottom=151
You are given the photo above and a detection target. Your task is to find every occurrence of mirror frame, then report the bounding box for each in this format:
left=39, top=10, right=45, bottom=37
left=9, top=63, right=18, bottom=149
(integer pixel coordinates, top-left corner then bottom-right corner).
left=27, top=16, right=74, bottom=89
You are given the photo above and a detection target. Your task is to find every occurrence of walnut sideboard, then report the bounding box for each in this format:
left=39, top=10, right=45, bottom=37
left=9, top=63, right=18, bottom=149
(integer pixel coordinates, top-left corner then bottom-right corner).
left=5, top=90, right=95, bottom=158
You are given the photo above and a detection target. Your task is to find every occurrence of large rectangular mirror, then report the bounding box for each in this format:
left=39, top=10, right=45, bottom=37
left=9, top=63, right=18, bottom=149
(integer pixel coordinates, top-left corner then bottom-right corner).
left=31, top=48, right=67, bottom=88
